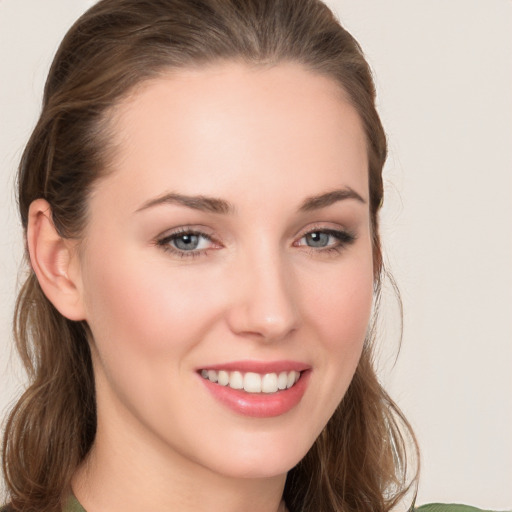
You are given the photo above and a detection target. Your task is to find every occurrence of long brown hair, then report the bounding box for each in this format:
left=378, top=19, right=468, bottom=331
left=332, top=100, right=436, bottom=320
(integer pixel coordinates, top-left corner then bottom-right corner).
left=2, top=1, right=418, bottom=511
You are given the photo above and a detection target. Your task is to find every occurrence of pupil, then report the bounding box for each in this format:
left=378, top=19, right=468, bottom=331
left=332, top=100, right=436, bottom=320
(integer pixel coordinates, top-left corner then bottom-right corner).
left=174, top=234, right=199, bottom=250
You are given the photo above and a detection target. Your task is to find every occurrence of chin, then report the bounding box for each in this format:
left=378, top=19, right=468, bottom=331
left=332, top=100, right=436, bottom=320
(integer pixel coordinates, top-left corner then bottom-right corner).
left=196, top=432, right=315, bottom=480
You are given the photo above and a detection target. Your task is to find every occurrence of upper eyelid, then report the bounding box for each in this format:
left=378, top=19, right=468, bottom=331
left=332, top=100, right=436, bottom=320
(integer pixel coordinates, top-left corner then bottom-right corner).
left=157, top=225, right=215, bottom=240
left=302, top=227, right=355, bottom=238
left=293, top=222, right=351, bottom=238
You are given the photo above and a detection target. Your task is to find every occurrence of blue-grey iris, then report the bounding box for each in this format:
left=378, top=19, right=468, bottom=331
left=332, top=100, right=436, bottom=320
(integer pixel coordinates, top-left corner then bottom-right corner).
left=174, top=234, right=200, bottom=250
left=306, top=232, right=330, bottom=247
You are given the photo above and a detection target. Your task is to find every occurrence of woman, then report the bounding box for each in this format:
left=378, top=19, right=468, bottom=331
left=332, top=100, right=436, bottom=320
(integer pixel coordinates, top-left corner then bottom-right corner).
left=0, top=1, right=495, bottom=511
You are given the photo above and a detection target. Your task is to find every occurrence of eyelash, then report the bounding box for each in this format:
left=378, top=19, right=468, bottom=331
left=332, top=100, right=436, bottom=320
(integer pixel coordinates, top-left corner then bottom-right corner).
left=155, top=227, right=356, bottom=259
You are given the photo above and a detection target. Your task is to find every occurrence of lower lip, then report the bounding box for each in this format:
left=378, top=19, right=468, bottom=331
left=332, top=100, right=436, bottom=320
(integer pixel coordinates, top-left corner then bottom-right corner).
left=199, top=370, right=311, bottom=418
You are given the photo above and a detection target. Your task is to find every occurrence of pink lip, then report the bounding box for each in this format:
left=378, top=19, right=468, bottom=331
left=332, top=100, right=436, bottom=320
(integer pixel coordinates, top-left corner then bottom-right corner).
left=198, top=360, right=310, bottom=373
left=197, top=361, right=311, bottom=418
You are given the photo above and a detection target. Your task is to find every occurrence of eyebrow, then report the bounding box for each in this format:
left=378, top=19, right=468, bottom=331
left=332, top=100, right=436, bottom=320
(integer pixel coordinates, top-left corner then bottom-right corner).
left=135, top=187, right=365, bottom=215
left=299, top=187, right=366, bottom=211
left=136, top=192, right=234, bottom=214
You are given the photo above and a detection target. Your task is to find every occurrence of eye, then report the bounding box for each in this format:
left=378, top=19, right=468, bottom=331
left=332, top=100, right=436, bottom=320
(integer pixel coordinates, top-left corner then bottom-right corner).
left=295, top=228, right=356, bottom=252
left=156, top=229, right=217, bottom=256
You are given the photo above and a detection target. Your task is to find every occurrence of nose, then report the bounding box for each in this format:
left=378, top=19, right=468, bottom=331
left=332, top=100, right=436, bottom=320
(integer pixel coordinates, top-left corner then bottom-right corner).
left=225, top=248, right=300, bottom=342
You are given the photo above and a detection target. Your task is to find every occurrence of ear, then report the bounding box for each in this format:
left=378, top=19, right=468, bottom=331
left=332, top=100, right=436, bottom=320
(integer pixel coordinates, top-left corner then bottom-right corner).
left=27, top=199, right=86, bottom=321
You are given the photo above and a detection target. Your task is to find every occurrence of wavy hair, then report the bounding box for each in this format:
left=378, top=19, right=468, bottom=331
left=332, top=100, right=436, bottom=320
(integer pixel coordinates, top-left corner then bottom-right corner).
left=2, top=1, right=418, bottom=511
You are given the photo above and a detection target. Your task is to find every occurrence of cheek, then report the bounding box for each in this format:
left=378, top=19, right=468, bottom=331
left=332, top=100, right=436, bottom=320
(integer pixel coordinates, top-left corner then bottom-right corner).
left=290, top=247, right=374, bottom=445
left=305, top=254, right=374, bottom=352
left=79, top=247, right=228, bottom=424
left=80, top=246, right=221, bottom=360
left=304, top=246, right=373, bottom=401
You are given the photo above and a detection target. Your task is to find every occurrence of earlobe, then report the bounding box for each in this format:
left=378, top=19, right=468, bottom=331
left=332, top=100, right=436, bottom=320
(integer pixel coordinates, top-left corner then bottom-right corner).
left=27, top=199, right=86, bottom=321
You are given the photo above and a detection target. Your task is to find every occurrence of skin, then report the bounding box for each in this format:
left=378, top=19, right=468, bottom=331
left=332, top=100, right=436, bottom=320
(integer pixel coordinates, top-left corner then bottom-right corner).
left=30, top=62, right=374, bottom=512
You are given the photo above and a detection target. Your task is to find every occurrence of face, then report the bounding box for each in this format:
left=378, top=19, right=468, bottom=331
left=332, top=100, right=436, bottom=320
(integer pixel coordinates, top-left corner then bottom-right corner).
left=76, top=63, right=374, bottom=480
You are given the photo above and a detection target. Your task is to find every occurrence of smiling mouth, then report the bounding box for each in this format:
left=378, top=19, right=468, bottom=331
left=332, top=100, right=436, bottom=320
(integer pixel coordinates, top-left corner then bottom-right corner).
left=200, top=369, right=301, bottom=394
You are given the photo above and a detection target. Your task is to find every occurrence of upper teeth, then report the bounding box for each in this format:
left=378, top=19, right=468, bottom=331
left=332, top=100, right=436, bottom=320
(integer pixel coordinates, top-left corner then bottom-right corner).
left=200, top=369, right=300, bottom=394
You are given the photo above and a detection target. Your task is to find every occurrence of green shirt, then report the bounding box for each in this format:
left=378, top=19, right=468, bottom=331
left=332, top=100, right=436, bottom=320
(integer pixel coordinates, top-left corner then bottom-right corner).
left=416, top=505, right=501, bottom=512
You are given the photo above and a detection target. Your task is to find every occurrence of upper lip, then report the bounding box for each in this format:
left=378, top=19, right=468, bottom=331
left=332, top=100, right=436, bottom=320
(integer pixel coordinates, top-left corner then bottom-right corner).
left=197, top=360, right=310, bottom=374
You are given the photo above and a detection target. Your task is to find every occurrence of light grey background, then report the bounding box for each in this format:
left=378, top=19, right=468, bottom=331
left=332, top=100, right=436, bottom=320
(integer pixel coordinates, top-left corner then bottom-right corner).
left=1, top=0, right=511, bottom=508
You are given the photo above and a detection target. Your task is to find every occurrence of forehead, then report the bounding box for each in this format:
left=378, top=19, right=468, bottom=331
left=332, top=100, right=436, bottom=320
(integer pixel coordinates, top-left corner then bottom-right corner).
left=97, top=62, right=369, bottom=210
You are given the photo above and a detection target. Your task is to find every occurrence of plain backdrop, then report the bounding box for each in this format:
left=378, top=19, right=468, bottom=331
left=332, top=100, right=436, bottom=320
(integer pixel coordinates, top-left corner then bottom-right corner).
left=1, top=0, right=511, bottom=509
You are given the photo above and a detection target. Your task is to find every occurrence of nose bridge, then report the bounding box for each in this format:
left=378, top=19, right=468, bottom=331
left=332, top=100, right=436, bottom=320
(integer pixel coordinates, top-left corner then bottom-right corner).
left=227, top=238, right=299, bottom=341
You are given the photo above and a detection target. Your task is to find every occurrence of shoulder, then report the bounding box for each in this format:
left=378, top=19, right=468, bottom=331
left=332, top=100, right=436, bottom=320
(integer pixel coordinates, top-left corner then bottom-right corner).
left=416, top=504, right=506, bottom=512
